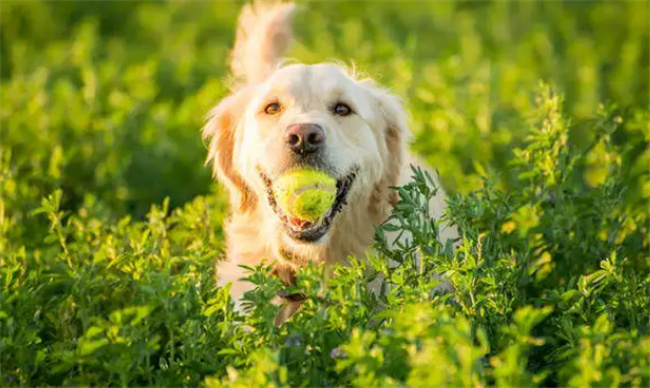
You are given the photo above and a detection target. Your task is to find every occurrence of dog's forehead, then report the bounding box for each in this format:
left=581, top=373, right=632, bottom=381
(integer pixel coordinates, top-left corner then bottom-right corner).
left=266, top=64, right=360, bottom=98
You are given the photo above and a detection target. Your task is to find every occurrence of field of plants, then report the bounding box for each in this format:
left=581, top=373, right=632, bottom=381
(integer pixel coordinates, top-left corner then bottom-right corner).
left=1, top=1, right=649, bottom=386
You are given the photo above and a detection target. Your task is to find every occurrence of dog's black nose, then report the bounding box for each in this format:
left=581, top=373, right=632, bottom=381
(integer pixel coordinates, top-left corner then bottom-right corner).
left=283, top=123, right=324, bottom=155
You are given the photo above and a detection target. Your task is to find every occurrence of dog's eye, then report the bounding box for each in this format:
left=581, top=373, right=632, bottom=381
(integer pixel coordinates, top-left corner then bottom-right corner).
left=333, top=103, right=352, bottom=116
left=264, top=102, right=282, bottom=115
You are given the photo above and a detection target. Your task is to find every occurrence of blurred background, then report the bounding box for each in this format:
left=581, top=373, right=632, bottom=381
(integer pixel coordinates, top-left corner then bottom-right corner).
left=2, top=0, right=647, bottom=222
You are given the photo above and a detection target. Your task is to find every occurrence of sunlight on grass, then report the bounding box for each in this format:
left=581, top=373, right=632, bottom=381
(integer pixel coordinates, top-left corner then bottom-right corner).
left=1, top=1, right=648, bottom=386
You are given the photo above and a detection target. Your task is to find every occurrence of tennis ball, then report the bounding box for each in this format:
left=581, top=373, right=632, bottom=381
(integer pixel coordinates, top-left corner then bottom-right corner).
left=273, top=169, right=337, bottom=222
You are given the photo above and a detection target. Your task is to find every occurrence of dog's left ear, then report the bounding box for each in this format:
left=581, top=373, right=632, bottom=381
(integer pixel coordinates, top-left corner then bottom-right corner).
left=365, top=84, right=411, bottom=217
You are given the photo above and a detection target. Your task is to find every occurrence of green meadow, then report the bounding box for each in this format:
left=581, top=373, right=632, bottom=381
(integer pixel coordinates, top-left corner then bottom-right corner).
left=1, top=1, right=648, bottom=386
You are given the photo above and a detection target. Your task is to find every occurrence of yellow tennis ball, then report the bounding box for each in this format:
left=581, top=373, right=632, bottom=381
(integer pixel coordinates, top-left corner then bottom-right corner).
left=273, top=169, right=337, bottom=222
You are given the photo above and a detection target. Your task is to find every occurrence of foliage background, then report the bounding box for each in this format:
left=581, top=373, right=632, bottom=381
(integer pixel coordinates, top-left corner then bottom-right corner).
left=1, top=1, right=648, bottom=387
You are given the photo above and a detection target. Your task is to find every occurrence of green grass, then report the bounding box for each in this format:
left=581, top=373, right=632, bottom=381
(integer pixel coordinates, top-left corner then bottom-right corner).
left=1, top=1, right=648, bottom=386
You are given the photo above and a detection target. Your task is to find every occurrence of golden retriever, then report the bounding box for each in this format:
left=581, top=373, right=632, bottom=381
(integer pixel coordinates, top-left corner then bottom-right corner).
left=203, top=2, right=456, bottom=318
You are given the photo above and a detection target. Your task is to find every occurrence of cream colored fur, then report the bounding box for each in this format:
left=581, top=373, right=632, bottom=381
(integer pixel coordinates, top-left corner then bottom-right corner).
left=203, top=1, right=457, bottom=310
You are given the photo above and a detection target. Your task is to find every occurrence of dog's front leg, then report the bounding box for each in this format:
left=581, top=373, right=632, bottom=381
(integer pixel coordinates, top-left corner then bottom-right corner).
left=216, top=256, right=256, bottom=312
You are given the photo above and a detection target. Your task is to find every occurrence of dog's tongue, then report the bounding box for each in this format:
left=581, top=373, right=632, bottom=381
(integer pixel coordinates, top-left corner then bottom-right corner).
left=289, top=217, right=310, bottom=229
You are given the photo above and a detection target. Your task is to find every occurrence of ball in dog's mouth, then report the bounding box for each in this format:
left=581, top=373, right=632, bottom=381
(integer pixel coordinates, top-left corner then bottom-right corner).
left=259, top=167, right=358, bottom=242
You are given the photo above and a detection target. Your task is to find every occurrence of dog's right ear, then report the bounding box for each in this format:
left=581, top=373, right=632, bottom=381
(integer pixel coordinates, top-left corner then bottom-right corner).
left=203, top=89, right=258, bottom=213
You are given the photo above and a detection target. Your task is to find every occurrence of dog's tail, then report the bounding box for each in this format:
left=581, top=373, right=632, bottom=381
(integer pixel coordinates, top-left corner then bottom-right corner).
left=231, top=1, right=296, bottom=85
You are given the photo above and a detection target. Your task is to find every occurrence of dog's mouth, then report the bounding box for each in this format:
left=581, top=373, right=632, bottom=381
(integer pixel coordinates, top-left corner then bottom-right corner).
left=259, top=167, right=358, bottom=242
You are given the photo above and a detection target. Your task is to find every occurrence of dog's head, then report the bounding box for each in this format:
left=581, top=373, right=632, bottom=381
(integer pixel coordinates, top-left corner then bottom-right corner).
left=204, top=63, right=408, bottom=245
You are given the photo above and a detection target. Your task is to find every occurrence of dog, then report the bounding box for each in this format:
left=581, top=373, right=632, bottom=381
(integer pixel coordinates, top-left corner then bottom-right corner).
left=203, top=2, right=457, bottom=321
